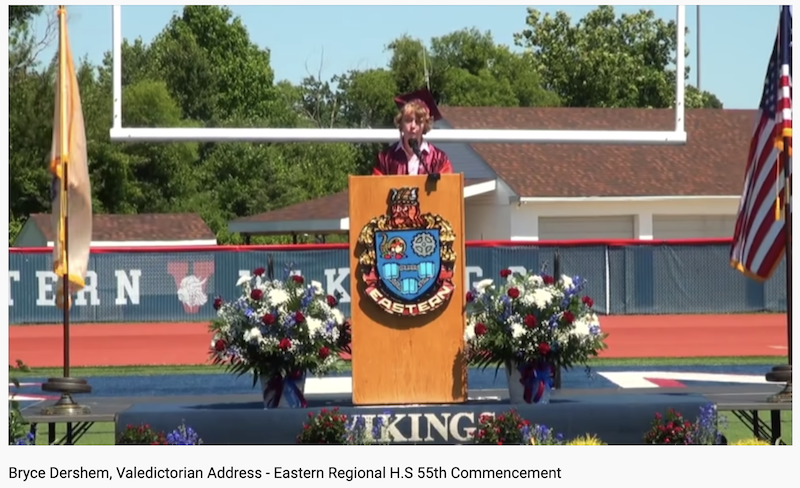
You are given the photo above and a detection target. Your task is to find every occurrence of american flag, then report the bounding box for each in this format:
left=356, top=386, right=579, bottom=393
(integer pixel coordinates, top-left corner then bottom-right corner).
left=730, top=6, right=792, bottom=281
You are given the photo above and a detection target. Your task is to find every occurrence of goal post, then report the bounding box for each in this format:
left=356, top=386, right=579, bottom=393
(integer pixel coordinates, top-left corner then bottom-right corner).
left=108, top=5, right=687, bottom=146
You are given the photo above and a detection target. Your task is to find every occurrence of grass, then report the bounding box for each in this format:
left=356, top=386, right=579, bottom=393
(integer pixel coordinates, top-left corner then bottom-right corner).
left=30, top=412, right=792, bottom=446
left=12, top=356, right=788, bottom=378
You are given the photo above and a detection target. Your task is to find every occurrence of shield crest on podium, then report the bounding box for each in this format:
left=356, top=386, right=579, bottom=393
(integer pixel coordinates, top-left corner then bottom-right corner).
left=374, top=230, right=441, bottom=301
left=356, top=186, right=457, bottom=317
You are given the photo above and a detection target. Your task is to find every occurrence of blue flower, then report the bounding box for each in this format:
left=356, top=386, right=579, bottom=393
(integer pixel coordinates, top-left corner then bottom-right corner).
left=15, top=432, right=35, bottom=445
left=166, top=423, right=202, bottom=445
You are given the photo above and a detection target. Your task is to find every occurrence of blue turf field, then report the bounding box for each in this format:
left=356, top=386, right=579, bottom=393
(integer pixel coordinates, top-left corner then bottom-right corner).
left=9, top=364, right=775, bottom=404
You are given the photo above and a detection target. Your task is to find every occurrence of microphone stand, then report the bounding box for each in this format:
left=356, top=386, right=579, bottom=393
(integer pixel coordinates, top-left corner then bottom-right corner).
left=410, top=139, right=440, bottom=183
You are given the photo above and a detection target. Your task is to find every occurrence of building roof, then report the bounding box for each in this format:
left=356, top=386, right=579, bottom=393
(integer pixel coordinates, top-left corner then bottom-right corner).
left=229, top=179, right=496, bottom=235
left=439, top=107, right=755, bottom=198
left=27, top=213, right=216, bottom=243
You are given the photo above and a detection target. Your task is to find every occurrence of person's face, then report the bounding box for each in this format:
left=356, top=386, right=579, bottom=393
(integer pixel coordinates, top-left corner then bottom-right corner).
left=400, top=114, right=423, bottom=141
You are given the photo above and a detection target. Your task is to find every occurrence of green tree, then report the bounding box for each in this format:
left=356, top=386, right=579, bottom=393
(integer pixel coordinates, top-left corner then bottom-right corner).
left=513, top=6, right=722, bottom=108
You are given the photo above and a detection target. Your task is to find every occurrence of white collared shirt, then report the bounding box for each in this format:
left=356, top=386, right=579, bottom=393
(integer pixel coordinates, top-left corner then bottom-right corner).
left=395, top=141, right=429, bottom=175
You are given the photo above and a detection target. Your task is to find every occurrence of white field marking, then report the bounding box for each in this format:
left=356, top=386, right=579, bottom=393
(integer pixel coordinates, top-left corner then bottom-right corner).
left=305, top=377, right=352, bottom=394
left=599, top=373, right=661, bottom=388
left=8, top=382, right=41, bottom=387
left=599, top=371, right=771, bottom=389
left=769, top=346, right=788, bottom=350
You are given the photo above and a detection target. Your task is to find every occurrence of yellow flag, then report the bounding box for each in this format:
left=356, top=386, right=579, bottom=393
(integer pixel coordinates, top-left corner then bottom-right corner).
left=50, top=7, right=92, bottom=308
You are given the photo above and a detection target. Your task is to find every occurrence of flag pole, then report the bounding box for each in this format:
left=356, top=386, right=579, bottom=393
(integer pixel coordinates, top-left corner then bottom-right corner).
left=766, top=5, right=792, bottom=403
left=40, top=6, right=93, bottom=431
left=58, top=4, right=71, bottom=381
left=766, top=137, right=793, bottom=402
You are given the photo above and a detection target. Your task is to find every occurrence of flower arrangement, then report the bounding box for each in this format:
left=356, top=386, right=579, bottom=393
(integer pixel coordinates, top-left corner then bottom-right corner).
left=117, top=424, right=168, bottom=445
left=296, top=407, right=395, bottom=445
left=565, top=434, right=606, bottom=445
left=643, top=404, right=726, bottom=445
left=471, top=409, right=564, bottom=445
left=9, top=360, right=31, bottom=446
left=14, top=433, right=35, bottom=446
left=729, top=438, right=773, bottom=445
left=209, top=261, right=347, bottom=408
left=117, top=422, right=202, bottom=445
left=464, top=268, right=607, bottom=403
left=166, top=423, right=203, bottom=445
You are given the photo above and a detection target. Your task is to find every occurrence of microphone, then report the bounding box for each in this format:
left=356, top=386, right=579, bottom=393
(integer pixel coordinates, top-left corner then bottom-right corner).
left=409, top=139, right=440, bottom=181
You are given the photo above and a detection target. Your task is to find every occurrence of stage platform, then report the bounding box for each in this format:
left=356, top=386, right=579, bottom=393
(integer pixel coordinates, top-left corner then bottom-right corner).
left=22, top=385, right=790, bottom=445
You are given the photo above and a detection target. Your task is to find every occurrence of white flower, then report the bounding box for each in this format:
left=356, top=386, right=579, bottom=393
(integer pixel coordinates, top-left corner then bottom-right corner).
left=243, top=327, right=262, bottom=342
left=236, top=274, right=252, bottom=287
left=527, top=274, right=544, bottom=287
left=464, top=322, right=476, bottom=341
left=311, top=280, right=324, bottom=294
left=532, top=288, right=553, bottom=309
left=331, top=308, right=344, bottom=325
left=475, top=279, right=494, bottom=293
left=561, top=275, right=574, bottom=289
left=306, top=317, right=324, bottom=335
left=510, top=323, right=526, bottom=339
left=572, top=318, right=591, bottom=336
left=268, top=289, right=290, bottom=306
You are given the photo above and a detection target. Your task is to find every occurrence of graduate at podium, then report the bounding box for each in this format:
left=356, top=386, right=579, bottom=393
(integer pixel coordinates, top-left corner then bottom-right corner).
left=372, top=88, right=454, bottom=177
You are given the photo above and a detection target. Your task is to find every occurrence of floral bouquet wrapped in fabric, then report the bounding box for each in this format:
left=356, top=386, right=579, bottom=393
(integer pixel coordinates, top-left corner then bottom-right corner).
left=209, top=261, right=347, bottom=409
left=464, top=268, right=608, bottom=404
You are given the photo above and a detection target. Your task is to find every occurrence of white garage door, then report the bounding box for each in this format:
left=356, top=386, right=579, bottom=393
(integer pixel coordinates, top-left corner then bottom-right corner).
left=653, top=215, right=737, bottom=239
left=538, top=216, right=635, bottom=240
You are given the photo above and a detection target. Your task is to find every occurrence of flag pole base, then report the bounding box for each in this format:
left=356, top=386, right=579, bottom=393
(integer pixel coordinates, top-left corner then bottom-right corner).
left=765, top=365, right=792, bottom=403
left=40, top=377, right=93, bottom=415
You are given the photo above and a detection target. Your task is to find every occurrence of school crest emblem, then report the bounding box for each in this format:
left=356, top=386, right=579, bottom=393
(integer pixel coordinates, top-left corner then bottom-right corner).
left=356, top=187, right=456, bottom=316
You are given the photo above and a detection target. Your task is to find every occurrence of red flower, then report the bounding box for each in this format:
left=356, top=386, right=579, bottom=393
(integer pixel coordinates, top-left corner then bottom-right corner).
left=291, top=275, right=304, bottom=284
left=563, top=311, right=575, bottom=323
left=523, top=314, right=537, bottom=328
left=261, top=314, right=275, bottom=325
left=214, top=339, right=226, bottom=352
left=253, top=267, right=265, bottom=277
left=326, top=295, right=337, bottom=307
left=537, top=343, right=551, bottom=355
left=499, top=269, right=512, bottom=278
left=318, top=347, right=330, bottom=359
left=250, top=289, right=263, bottom=300
left=507, top=287, right=520, bottom=299
left=294, top=311, right=305, bottom=323
left=475, top=323, right=488, bottom=335
left=542, top=275, right=555, bottom=285
left=279, top=338, right=292, bottom=350
left=582, top=296, right=594, bottom=307
left=466, top=291, right=474, bottom=303
left=213, top=297, right=223, bottom=310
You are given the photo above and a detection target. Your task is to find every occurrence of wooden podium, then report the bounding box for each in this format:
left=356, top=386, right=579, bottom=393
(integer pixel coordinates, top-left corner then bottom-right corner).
left=348, top=174, right=467, bottom=405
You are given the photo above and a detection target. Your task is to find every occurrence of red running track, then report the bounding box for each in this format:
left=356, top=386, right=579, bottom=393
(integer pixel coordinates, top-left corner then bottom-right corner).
left=8, top=314, right=789, bottom=368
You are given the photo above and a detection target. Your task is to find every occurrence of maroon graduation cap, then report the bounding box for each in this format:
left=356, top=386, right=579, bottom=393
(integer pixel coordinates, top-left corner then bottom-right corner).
left=394, top=87, right=442, bottom=121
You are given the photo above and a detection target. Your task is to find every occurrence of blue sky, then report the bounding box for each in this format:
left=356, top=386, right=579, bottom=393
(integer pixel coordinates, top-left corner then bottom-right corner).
left=33, top=5, right=783, bottom=109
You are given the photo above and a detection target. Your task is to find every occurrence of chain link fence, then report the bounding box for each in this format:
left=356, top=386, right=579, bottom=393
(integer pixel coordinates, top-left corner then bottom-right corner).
left=9, top=242, right=787, bottom=324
